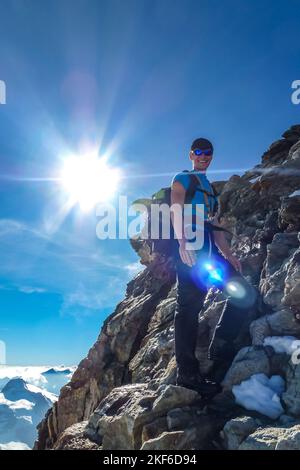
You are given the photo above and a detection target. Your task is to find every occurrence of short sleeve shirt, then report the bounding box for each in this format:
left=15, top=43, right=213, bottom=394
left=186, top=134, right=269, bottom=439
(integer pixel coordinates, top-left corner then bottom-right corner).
left=171, top=169, right=219, bottom=221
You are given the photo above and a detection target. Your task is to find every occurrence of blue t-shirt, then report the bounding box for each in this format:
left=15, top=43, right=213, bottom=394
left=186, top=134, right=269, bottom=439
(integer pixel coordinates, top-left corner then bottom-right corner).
left=171, top=170, right=218, bottom=221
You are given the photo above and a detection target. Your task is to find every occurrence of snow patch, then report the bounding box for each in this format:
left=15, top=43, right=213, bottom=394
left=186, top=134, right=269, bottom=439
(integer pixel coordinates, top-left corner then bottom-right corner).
left=249, top=176, right=260, bottom=184
left=263, top=336, right=300, bottom=355
left=232, top=373, right=285, bottom=420
left=288, top=189, right=300, bottom=197
left=25, top=382, right=57, bottom=402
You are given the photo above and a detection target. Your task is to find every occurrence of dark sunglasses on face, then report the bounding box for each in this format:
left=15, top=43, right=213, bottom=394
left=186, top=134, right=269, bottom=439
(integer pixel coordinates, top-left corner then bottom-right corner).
left=193, top=148, right=213, bottom=157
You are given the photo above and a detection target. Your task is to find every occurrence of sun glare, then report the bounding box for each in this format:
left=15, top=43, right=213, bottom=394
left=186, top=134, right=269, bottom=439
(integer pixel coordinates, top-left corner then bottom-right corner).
left=60, top=154, right=121, bottom=211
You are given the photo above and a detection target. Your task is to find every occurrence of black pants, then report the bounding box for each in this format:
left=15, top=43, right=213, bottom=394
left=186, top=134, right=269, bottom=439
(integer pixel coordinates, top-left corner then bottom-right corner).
left=173, top=234, right=258, bottom=375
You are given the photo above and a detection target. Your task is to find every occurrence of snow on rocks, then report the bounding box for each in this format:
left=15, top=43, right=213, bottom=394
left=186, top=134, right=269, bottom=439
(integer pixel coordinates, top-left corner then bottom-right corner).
left=263, top=335, right=300, bottom=360
left=288, top=190, right=300, bottom=197
left=232, top=373, right=285, bottom=420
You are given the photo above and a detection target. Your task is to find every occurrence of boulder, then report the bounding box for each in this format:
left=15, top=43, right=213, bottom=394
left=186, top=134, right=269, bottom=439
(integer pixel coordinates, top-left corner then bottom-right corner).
left=282, top=363, right=300, bottom=417
left=239, top=423, right=300, bottom=450
left=222, top=416, right=261, bottom=450
left=222, top=347, right=271, bottom=390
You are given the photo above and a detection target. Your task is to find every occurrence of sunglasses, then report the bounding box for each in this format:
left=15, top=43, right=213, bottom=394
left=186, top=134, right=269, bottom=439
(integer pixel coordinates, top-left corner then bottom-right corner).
left=193, top=148, right=213, bottom=157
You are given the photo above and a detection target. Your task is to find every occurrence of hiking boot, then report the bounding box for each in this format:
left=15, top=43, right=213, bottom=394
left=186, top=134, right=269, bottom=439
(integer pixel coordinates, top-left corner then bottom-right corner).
left=176, top=370, right=221, bottom=396
left=195, top=377, right=222, bottom=397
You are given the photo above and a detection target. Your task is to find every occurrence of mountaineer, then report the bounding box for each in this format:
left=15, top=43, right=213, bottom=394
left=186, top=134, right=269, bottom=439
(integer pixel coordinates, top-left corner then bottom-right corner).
left=170, top=137, right=258, bottom=396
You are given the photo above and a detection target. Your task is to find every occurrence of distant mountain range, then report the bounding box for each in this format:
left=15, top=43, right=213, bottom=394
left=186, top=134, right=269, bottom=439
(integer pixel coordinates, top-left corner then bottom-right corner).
left=0, top=366, right=75, bottom=450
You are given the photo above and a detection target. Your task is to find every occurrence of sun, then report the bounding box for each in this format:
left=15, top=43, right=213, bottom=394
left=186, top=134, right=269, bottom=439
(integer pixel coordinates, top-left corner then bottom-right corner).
left=60, top=153, right=121, bottom=211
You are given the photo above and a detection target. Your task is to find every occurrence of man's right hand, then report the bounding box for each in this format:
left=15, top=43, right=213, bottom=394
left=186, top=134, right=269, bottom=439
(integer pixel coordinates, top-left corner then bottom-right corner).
left=178, top=239, right=197, bottom=267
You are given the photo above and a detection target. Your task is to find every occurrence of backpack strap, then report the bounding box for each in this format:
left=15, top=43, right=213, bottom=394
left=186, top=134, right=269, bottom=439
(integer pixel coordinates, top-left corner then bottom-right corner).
left=182, top=170, right=216, bottom=218
left=181, top=170, right=238, bottom=238
left=191, top=173, right=215, bottom=218
left=174, top=170, right=243, bottom=242
left=183, top=171, right=199, bottom=204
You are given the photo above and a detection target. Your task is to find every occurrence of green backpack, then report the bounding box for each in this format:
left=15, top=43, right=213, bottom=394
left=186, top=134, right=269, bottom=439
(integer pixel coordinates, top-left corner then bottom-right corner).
left=132, top=170, right=224, bottom=259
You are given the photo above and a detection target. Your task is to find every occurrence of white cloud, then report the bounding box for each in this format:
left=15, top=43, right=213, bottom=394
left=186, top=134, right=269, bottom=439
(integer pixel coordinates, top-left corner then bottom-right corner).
left=59, top=277, right=126, bottom=319
left=0, top=365, right=76, bottom=393
left=0, top=284, right=46, bottom=294
left=18, top=286, right=47, bottom=294
left=0, top=218, right=50, bottom=241
left=0, top=394, right=35, bottom=411
left=0, top=442, right=31, bottom=450
left=0, top=218, right=140, bottom=318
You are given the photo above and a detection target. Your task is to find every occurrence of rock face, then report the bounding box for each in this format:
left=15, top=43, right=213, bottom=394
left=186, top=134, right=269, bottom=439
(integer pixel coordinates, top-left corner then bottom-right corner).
left=222, top=416, right=262, bottom=450
left=238, top=423, right=300, bottom=450
left=84, top=383, right=222, bottom=450
left=34, top=125, right=300, bottom=450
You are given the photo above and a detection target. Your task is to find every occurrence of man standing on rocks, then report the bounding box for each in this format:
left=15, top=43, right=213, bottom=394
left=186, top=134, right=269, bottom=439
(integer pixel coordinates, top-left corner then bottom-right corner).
left=170, top=137, right=258, bottom=396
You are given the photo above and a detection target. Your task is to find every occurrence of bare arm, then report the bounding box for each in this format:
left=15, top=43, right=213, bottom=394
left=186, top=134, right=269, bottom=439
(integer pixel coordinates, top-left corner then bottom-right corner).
left=170, top=181, right=197, bottom=267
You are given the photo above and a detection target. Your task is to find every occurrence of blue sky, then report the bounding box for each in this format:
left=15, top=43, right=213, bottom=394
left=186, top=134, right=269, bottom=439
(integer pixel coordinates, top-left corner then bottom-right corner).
left=0, top=0, right=300, bottom=365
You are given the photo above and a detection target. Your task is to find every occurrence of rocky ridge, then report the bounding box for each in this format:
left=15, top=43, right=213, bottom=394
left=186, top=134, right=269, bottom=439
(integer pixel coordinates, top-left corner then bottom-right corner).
left=35, top=125, right=300, bottom=450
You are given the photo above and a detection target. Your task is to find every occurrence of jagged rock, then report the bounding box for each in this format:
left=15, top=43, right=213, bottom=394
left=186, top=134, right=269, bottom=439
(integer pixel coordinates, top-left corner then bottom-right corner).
left=239, top=424, right=300, bottom=450
left=260, top=233, right=299, bottom=309
left=262, top=139, right=295, bottom=166
left=167, top=406, right=203, bottom=430
left=279, top=196, right=300, bottom=232
left=239, top=426, right=284, bottom=450
left=222, top=416, right=262, bottom=450
left=222, top=347, right=271, bottom=390
left=142, top=414, right=225, bottom=450
left=275, top=424, right=300, bottom=450
left=85, top=383, right=155, bottom=449
left=141, top=417, right=168, bottom=443
left=141, top=430, right=197, bottom=450
left=128, top=293, right=176, bottom=383
left=53, top=422, right=100, bottom=450
left=250, top=308, right=300, bottom=346
left=283, top=243, right=300, bottom=309
left=167, top=403, right=227, bottom=437
left=282, top=363, right=300, bottom=416
left=282, top=125, right=300, bottom=142
left=34, top=125, right=300, bottom=450
left=152, top=385, right=200, bottom=412
left=84, top=383, right=202, bottom=450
